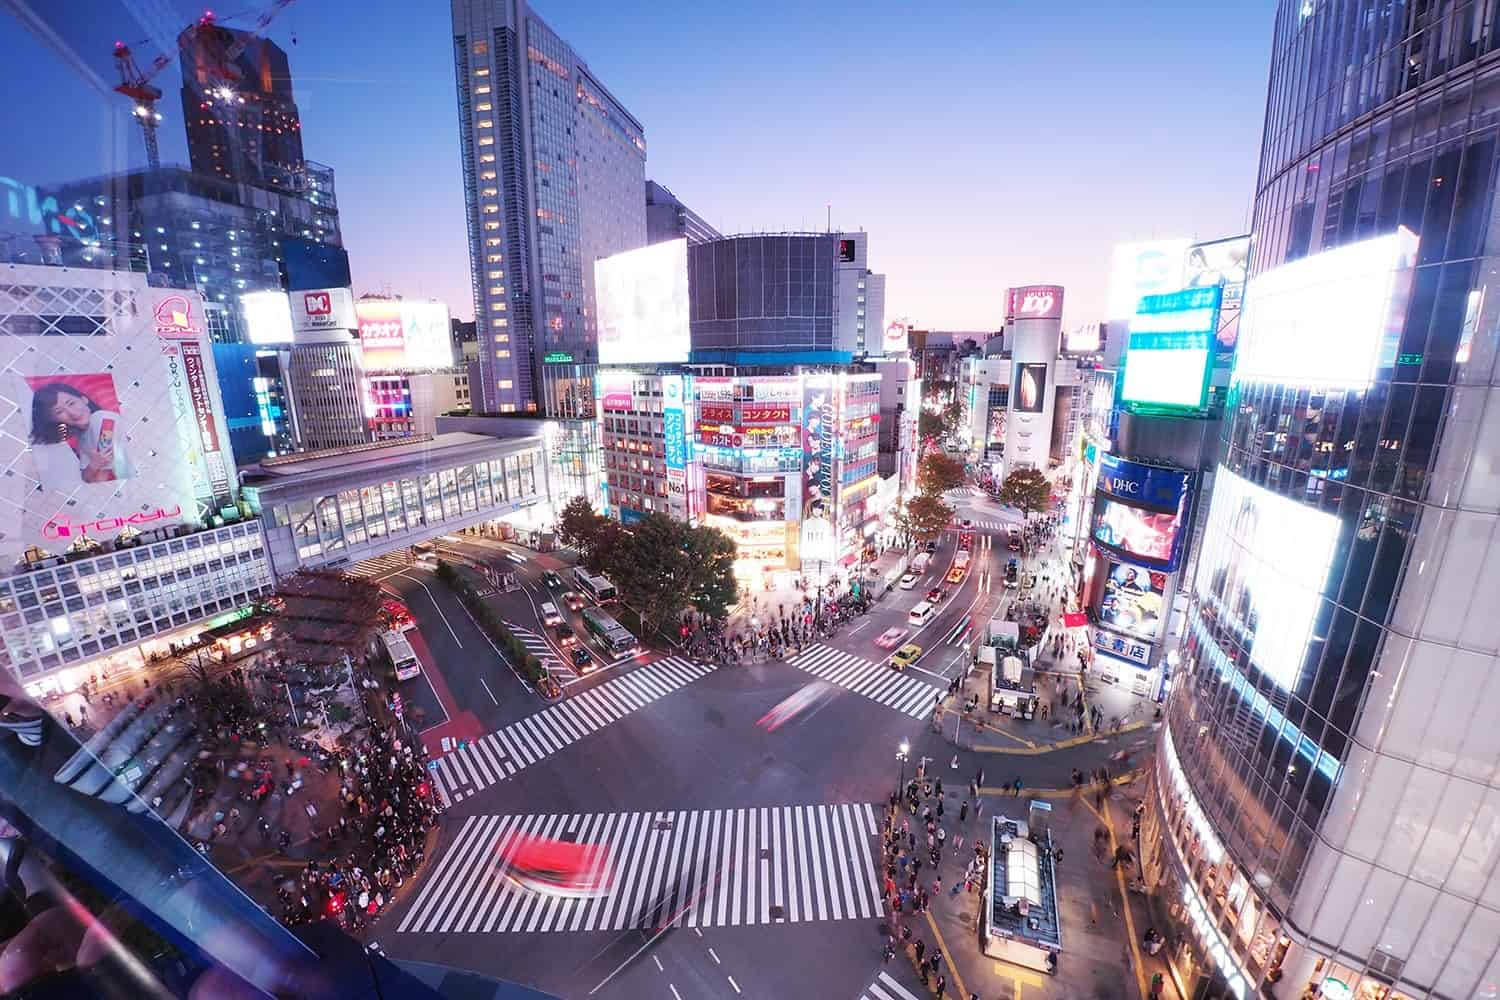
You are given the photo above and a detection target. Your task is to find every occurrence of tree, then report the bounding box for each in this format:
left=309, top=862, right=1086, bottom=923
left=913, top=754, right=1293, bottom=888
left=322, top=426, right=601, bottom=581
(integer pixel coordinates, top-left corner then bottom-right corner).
left=904, top=493, right=954, bottom=541
left=680, top=523, right=739, bottom=621
left=941, top=397, right=966, bottom=434
left=609, top=513, right=689, bottom=637
left=583, top=518, right=627, bottom=575
left=998, top=467, right=1053, bottom=517
left=925, top=379, right=956, bottom=402
left=917, top=409, right=946, bottom=441
left=918, top=452, right=966, bottom=497
left=556, top=495, right=601, bottom=553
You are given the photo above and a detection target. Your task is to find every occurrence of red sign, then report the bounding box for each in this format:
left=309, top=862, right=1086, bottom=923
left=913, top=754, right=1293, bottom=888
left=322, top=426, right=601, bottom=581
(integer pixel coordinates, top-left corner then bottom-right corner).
left=699, top=404, right=734, bottom=423
left=43, top=505, right=183, bottom=541
left=303, top=291, right=332, bottom=316
left=1063, top=611, right=1089, bottom=629
left=741, top=404, right=791, bottom=423
left=152, top=294, right=200, bottom=339
left=1007, top=284, right=1065, bottom=321
left=181, top=342, right=220, bottom=455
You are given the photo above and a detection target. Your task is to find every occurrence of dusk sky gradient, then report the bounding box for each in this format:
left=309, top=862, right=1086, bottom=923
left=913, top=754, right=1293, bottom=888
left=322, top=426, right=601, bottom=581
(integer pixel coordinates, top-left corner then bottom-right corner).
left=6, top=0, right=1276, bottom=329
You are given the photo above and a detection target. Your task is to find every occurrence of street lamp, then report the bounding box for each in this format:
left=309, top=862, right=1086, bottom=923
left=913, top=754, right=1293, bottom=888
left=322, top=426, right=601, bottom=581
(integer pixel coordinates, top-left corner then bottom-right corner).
left=896, top=740, right=910, bottom=798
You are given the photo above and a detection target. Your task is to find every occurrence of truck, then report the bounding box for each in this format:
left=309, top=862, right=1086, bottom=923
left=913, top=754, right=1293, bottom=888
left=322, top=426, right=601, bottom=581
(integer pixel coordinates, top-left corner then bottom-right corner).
left=910, top=552, right=931, bottom=575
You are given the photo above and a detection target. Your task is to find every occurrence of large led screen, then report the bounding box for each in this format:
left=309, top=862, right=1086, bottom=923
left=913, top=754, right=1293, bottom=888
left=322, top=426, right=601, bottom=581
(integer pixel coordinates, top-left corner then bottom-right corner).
left=1194, top=466, right=1340, bottom=691
left=400, top=300, right=454, bottom=369
left=1099, top=561, right=1167, bottom=641
left=355, top=299, right=405, bottom=370
left=1186, top=235, right=1249, bottom=354
left=1236, top=227, right=1417, bottom=389
left=596, top=238, right=689, bottom=365
left=1014, top=363, right=1047, bottom=413
left=1108, top=239, right=1191, bottom=318
left=241, top=290, right=294, bottom=345
left=1121, top=286, right=1220, bottom=412
left=1093, top=497, right=1181, bottom=568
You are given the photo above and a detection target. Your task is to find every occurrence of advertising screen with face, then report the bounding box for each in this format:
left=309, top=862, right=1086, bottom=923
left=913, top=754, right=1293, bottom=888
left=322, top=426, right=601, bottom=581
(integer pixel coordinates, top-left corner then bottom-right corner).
left=1194, top=466, right=1340, bottom=691
left=1186, top=235, right=1249, bottom=353
left=1092, top=497, right=1180, bottom=567
left=1099, top=562, right=1168, bottom=641
left=1014, top=363, right=1047, bottom=413
left=595, top=238, right=689, bottom=365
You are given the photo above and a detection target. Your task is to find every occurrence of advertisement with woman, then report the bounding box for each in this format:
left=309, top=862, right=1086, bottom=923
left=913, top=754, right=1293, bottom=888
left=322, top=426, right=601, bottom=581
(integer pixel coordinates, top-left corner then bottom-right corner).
left=25, top=375, right=135, bottom=491
left=1099, top=562, right=1168, bottom=641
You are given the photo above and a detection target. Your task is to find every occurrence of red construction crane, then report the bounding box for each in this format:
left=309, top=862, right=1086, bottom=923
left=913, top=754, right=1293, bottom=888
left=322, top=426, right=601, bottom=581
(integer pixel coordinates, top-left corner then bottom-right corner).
left=111, top=3, right=297, bottom=170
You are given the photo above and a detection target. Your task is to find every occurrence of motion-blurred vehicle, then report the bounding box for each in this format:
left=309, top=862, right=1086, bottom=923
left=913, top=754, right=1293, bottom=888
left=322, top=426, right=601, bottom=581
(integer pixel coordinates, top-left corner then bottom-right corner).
left=889, top=643, right=923, bottom=671
left=926, top=587, right=946, bottom=603
left=1005, top=559, right=1020, bottom=588
left=381, top=598, right=416, bottom=633
left=875, top=626, right=909, bottom=649
left=562, top=591, right=586, bottom=611
left=755, top=681, right=837, bottom=732
left=925, top=540, right=938, bottom=553
left=496, top=833, right=614, bottom=898
left=540, top=601, right=563, bottom=627
left=542, top=570, right=564, bottom=589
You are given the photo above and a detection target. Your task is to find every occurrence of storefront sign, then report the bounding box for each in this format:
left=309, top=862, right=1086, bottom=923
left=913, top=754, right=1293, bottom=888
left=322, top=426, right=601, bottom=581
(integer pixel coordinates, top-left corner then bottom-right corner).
left=698, top=404, right=735, bottom=424
left=181, top=341, right=231, bottom=496
left=1093, top=628, right=1151, bottom=667
left=151, top=292, right=204, bottom=339
left=741, top=404, right=792, bottom=423
left=749, top=377, right=800, bottom=402
left=43, top=505, right=183, bottom=541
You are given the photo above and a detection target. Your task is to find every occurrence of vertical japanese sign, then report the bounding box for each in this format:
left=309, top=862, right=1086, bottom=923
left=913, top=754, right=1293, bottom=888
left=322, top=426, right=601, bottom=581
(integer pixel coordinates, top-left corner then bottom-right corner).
left=181, top=341, right=230, bottom=497
left=662, top=374, right=687, bottom=471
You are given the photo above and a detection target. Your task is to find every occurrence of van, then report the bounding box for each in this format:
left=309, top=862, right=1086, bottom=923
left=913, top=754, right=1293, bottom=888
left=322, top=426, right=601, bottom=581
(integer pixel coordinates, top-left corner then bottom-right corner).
left=540, top=601, right=563, bottom=627
left=910, top=552, right=931, bottom=575
left=908, top=601, right=936, bottom=626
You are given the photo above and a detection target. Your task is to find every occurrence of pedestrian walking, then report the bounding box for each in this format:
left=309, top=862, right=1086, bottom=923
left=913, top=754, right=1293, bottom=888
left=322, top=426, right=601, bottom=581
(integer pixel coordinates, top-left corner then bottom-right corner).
left=1012, top=776, right=1023, bottom=796
left=959, top=799, right=969, bottom=822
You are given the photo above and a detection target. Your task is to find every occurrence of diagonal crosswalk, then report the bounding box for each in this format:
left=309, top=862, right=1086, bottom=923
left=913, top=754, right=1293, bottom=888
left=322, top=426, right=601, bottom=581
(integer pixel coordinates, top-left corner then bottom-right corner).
left=429, top=656, right=714, bottom=803
left=395, top=803, right=884, bottom=934
left=787, top=645, right=943, bottom=719
left=860, top=970, right=921, bottom=1000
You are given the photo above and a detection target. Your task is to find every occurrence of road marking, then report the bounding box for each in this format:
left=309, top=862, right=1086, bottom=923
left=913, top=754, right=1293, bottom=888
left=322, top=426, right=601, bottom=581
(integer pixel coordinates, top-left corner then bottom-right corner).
left=479, top=677, right=497, bottom=704
left=727, top=975, right=741, bottom=994
left=847, top=619, right=870, bottom=635
left=922, top=909, right=970, bottom=1000
left=652, top=955, right=662, bottom=972
left=788, top=644, right=944, bottom=718
left=860, top=969, right=920, bottom=999
left=669, top=984, right=682, bottom=1000
left=707, top=947, right=720, bottom=965
left=392, top=573, right=462, bottom=648
left=396, top=803, right=884, bottom=933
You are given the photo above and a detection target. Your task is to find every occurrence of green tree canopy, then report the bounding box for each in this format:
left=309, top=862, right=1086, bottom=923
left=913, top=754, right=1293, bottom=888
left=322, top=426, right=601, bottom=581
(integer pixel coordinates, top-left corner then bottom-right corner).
left=904, top=493, right=955, bottom=541
left=998, top=467, right=1053, bottom=516
left=556, top=495, right=601, bottom=553
left=918, top=452, right=967, bottom=497
left=917, top=409, right=947, bottom=441
left=681, top=523, right=739, bottom=620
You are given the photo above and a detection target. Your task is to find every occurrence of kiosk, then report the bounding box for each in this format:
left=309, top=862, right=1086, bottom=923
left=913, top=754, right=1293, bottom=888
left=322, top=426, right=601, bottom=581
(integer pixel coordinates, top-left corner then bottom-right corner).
left=980, top=812, right=1062, bottom=974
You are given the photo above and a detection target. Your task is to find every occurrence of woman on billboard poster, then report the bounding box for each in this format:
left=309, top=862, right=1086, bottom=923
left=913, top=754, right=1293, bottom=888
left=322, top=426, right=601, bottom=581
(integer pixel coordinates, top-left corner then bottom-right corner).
left=27, top=377, right=134, bottom=491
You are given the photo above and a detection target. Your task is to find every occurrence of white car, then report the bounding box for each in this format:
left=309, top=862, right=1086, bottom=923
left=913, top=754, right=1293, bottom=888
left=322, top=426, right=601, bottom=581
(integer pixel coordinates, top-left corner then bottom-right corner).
left=899, top=573, right=918, bottom=590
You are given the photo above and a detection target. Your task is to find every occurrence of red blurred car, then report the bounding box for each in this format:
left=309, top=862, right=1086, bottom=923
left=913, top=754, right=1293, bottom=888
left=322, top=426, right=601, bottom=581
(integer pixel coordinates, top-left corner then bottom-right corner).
left=382, top=598, right=416, bottom=633
left=497, top=833, right=615, bottom=899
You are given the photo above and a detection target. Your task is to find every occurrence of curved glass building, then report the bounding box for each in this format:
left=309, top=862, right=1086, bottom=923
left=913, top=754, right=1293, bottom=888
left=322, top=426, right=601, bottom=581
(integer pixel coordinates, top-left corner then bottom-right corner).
left=1142, top=3, right=1500, bottom=998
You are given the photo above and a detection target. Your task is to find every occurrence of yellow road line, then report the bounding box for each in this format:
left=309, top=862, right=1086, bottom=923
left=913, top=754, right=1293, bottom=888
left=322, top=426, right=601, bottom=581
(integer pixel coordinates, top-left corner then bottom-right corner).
left=970, top=719, right=1149, bottom=755
left=978, top=770, right=1143, bottom=799
left=923, top=909, right=971, bottom=1000
left=1086, top=797, right=1149, bottom=999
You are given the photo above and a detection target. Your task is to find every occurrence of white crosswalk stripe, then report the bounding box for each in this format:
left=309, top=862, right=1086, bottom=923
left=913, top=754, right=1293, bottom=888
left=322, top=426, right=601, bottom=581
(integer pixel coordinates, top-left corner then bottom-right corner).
left=787, top=645, right=943, bottom=719
left=504, top=621, right=565, bottom=678
left=348, top=551, right=413, bottom=578
left=426, top=656, right=715, bottom=803
left=396, top=803, right=883, bottom=934
left=860, top=970, right=922, bottom=1000
left=957, top=518, right=1012, bottom=532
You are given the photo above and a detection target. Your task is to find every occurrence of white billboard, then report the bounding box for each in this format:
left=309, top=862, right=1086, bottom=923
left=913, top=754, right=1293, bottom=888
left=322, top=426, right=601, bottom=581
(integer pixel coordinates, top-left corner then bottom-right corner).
left=596, top=238, right=689, bottom=365
left=1194, top=466, right=1340, bottom=691
left=0, top=267, right=199, bottom=562
left=290, top=287, right=356, bottom=334
left=1236, top=227, right=1417, bottom=389
left=241, top=290, right=295, bottom=344
left=1108, top=239, right=1191, bottom=318
left=399, top=300, right=454, bottom=369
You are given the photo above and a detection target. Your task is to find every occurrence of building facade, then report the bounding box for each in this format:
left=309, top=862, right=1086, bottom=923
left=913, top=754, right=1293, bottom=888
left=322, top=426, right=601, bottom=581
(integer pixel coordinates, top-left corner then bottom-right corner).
left=596, top=369, right=699, bottom=526
left=645, top=180, right=721, bottom=246
left=285, top=339, right=370, bottom=451
left=210, top=341, right=298, bottom=464
left=367, top=371, right=471, bottom=441
left=687, top=234, right=842, bottom=361
left=1142, top=4, right=1500, bottom=998
left=450, top=0, right=648, bottom=416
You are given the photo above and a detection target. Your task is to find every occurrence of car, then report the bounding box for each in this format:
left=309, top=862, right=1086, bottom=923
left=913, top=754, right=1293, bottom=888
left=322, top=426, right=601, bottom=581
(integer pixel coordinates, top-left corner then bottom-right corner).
left=926, top=587, right=946, bottom=603
left=899, top=573, right=918, bottom=590
left=570, top=646, right=595, bottom=674
left=555, top=624, right=578, bottom=647
left=1005, top=560, right=1020, bottom=588
left=958, top=532, right=974, bottom=551
left=542, top=570, right=564, bottom=589
left=563, top=591, right=586, bottom=611
left=875, top=626, right=909, bottom=649
left=925, top=540, right=938, bottom=554
left=947, top=565, right=967, bottom=584
left=889, top=643, right=923, bottom=672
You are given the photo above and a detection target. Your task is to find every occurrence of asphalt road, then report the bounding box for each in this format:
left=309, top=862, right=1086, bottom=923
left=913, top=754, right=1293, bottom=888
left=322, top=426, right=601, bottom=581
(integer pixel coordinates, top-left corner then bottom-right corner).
left=370, top=499, right=1135, bottom=999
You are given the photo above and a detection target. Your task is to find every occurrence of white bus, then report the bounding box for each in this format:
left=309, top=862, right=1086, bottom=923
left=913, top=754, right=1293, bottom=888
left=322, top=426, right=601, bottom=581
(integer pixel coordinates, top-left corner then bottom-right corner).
left=573, top=568, right=618, bottom=604
left=381, top=630, right=421, bottom=681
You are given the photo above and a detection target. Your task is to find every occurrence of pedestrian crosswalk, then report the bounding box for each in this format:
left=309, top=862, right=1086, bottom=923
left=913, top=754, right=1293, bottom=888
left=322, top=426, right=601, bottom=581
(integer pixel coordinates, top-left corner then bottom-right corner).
left=503, top=621, right=563, bottom=679
left=395, top=802, right=884, bottom=934
left=859, top=970, right=921, bottom=1000
left=944, top=485, right=983, bottom=499
left=787, top=645, right=943, bottom=719
left=349, top=551, right=414, bottom=578
left=429, top=656, right=714, bottom=803
left=958, top=518, right=1014, bottom=532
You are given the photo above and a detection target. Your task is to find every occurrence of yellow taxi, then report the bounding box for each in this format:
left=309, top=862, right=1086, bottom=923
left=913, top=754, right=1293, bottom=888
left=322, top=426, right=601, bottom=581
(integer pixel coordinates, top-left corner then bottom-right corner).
left=889, top=643, right=923, bottom=672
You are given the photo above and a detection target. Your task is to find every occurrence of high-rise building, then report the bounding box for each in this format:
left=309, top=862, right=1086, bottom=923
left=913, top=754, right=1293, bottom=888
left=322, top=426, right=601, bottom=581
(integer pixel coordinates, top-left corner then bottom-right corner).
left=686, top=233, right=841, bottom=361
left=178, top=21, right=306, bottom=190
left=1140, top=4, right=1500, bottom=998
left=450, top=0, right=648, bottom=417
left=645, top=180, right=721, bottom=246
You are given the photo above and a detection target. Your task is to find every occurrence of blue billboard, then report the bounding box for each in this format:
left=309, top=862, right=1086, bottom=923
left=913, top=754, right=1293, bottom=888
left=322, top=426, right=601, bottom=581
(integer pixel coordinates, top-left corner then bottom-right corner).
left=1096, top=454, right=1191, bottom=511
left=662, top=374, right=687, bottom=470
left=1092, top=455, right=1192, bottom=571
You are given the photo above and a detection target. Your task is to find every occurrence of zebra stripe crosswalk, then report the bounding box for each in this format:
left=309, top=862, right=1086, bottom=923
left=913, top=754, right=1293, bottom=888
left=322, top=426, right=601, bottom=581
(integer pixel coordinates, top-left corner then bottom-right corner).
left=860, top=971, right=921, bottom=1000
left=349, top=551, right=415, bottom=578
left=503, top=621, right=563, bottom=678
left=787, top=645, right=943, bottom=719
left=429, top=656, right=714, bottom=802
left=395, top=803, right=884, bottom=934
left=961, top=518, right=1014, bottom=532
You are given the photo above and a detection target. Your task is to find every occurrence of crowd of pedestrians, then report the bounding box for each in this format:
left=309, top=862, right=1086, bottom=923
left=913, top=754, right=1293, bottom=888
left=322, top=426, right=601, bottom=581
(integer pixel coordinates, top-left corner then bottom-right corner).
left=682, top=580, right=871, bottom=663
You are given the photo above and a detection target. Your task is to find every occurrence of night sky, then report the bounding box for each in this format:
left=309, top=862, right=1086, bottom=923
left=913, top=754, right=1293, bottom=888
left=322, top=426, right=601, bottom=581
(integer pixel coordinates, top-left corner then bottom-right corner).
left=3, top=0, right=1275, bottom=328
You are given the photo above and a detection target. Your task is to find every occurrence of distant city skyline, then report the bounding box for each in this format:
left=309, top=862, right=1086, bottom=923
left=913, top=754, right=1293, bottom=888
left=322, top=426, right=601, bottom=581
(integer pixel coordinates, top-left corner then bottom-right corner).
left=5, top=0, right=1272, bottom=330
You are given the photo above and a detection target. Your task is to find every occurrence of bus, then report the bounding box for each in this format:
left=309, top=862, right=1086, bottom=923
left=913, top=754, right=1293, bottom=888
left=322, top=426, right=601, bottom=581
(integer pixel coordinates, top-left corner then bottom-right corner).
left=573, top=568, right=618, bottom=604
left=381, top=630, right=421, bottom=681
left=580, top=606, right=637, bottom=657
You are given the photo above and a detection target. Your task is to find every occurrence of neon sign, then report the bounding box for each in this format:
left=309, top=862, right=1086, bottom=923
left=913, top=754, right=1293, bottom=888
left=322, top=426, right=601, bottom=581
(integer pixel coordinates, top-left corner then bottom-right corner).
left=43, top=505, right=183, bottom=540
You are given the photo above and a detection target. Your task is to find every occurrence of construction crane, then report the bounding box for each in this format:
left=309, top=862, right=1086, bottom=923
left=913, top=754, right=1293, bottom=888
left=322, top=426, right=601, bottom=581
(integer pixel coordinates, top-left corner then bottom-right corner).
left=111, top=2, right=297, bottom=171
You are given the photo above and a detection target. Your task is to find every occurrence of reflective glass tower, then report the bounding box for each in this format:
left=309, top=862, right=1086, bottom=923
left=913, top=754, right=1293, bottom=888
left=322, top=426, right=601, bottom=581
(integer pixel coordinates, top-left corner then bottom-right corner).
left=1142, top=3, right=1500, bottom=998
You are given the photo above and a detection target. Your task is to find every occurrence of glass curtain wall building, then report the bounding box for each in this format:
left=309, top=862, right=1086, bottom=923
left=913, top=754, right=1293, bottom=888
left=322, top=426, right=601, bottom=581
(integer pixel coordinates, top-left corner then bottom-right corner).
left=1143, top=2, right=1500, bottom=998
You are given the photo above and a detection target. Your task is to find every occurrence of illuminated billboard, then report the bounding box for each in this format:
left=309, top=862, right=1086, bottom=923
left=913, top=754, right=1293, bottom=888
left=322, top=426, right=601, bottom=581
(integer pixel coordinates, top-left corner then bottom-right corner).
left=1195, top=465, right=1340, bottom=691
left=596, top=369, right=635, bottom=411
left=662, top=374, right=687, bottom=470
left=883, top=320, right=909, bottom=354
left=1236, top=227, right=1417, bottom=389
left=1091, top=455, right=1191, bottom=571
left=400, top=300, right=454, bottom=369
left=596, top=238, right=689, bottom=365
left=1185, top=235, right=1250, bottom=354
left=290, top=287, right=356, bottom=335
left=1007, top=285, right=1065, bottom=321
left=1121, top=286, right=1221, bottom=412
left=1108, top=239, right=1191, bottom=318
left=1014, top=363, right=1047, bottom=413
left=1099, top=562, right=1167, bottom=641
left=1064, top=322, right=1102, bottom=354
left=355, top=299, right=405, bottom=370
left=241, top=290, right=294, bottom=344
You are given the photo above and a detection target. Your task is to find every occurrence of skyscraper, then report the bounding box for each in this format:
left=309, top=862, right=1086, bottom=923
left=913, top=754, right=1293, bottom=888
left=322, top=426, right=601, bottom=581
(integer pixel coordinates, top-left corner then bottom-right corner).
left=645, top=180, right=721, bottom=246
left=1141, top=3, right=1500, bottom=998
left=178, top=21, right=306, bottom=190
left=450, top=0, right=648, bottom=417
